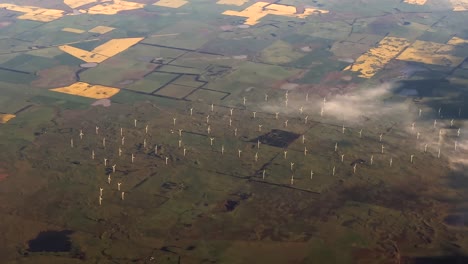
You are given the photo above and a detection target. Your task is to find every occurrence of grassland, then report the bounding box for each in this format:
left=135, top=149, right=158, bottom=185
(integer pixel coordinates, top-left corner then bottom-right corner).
left=155, top=83, right=195, bottom=98
left=2, top=93, right=461, bottom=263
left=142, top=20, right=216, bottom=50
left=259, top=40, right=306, bottom=65
left=0, top=0, right=468, bottom=263
left=126, top=72, right=179, bottom=93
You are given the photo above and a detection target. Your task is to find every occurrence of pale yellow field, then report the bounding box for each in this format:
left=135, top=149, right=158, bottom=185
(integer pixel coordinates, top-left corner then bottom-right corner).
left=403, top=0, right=427, bottom=5
left=216, top=0, right=249, bottom=6
left=223, top=2, right=328, bottom=25
left=343, top=36, right=411, bottom=78
left=447, top=36, right=468, bottom=45
left=85, top=0, right=145, bottom=14
left=64, top=0, right=97, bottom=9
left=50, top=82, right=120, bottom=99
left=88, top=26, right=115, bottom=34
left=1, top=1, right=146, bottom=20
left=450, top=0, right=468, bottom=11
left=58, top=37, right=143, bottom=63
left=62, top=28, right=85, bottom=34
left=58, top=45, right=108, bottom=63
left=0, top=114, right=16, bottom=124
left=396, top=40, right=464, bottom=67
left=91, top=38, right=144, bottom=57
left=0, top=4, right=64, bottom=22
left=153, top=0, right=189, bottom=8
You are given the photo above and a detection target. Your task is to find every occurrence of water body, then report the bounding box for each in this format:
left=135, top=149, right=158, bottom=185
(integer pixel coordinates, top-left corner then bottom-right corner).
left=28, top=230, right=73, bottom=252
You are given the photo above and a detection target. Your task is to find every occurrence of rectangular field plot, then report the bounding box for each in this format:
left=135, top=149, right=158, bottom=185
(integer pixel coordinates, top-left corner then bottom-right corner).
left=0, top=19, right=42, bottom=37
left=1, top=54, right=58, bottom=73
left=19, top=30, right=91, bottom=47
left=79, top=57, right=158, bottom=87
left=62, top=27, right=85, bottom=34
left=0, top=4, right=64, bottom=22
left=142, top=20, right=216, bottom=50
left=219, top=61, right=300, bottom=87
left=199, top=37, right=271, bottom=57
left=154, top=83, right=195, bottom=99
left=126, top=72, right=179, bottom=93
left=88, top=26, right=115, bottom=34
left=343, top=36, right=411, bottom=78
left=296, top=21, right=352, bottom=40
left=172, top=52, right=238, bottom=68
left=0, top=69, right=36, bottom=84
left=157, top=65, right=204, bottom=75
left=172, top=74, right=205, bottom=88
left=118, top=44, right=186, bottom=64
left=396, top=40, right=465, bottom=67
left=185, top=88, right=228, bottom=102
left=0, top=38, right=33, bottom=54
left=0, top=53, right=20, bottom=64
left=50, top=82, right=120, bottom=99
left=0, top=94, right=32, bottom=114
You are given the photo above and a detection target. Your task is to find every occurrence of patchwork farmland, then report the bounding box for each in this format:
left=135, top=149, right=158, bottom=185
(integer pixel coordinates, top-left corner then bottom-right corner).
left=0, top=0, right=468, bottom=263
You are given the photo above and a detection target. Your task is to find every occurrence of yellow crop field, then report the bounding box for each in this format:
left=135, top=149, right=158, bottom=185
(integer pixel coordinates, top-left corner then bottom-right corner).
left=0, top=4, right=64, bottom=22
left=64, top=0, right=97, bottom=9
left=58, top=45, right=108, bottom=63
left=450, top=0, right=468, bottom=11
left=447, top=36, right=468, bottom=45
left=88, top=26, right=115, bottom=34
left=59, top=37, right=143, bottom=63
left=91, top=38, right=144, bottom=57
left=403, top=0, right=427, bottom=5
left=85, top=0, right=145, bottom=15
left=62, top=28, right=85, bottom=34
left=396, top=40, right=464, bottom=67
left=223, top=2, right=328, bottom=25
left=0, top=114, right=16, bottom=124
left=153, top=0, right=189, bottom=8
left=216, top=0, right=249, bottom=6
left=50, top=82, right=120, bottom=99
left=343, top=36, right=411, bottom=78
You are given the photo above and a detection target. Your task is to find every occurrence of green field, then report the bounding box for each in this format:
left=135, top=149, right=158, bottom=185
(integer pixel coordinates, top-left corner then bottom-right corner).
left=0, top=0, right=468, bottom=263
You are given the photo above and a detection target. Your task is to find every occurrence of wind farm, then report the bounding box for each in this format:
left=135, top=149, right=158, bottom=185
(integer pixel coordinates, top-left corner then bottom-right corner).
left=0, top=0, right=467, bottom=263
